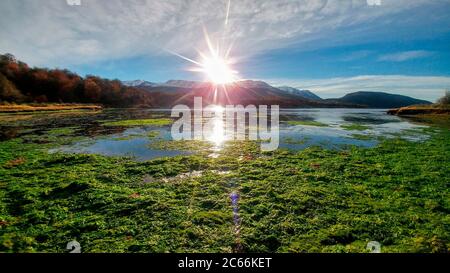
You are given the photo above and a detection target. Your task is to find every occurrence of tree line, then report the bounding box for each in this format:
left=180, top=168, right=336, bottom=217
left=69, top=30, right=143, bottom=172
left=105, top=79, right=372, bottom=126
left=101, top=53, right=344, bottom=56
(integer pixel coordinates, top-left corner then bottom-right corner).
left=0, top=53, right=154, bottom=107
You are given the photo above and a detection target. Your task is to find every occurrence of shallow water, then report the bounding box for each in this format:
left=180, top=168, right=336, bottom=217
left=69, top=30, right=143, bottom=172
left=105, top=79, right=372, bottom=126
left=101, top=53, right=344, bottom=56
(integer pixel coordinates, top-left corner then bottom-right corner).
left=278, top=108, right=427, bottom=150
left=64, top=129, right=190, bottom=160
left=0, top=108, right=429, bottom=161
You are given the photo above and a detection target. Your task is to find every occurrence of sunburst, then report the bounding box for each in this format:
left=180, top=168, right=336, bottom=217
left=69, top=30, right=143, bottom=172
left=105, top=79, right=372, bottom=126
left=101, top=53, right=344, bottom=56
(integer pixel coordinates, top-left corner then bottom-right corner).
left=191, top=51, right=237, bottom=85
left=167, top=0, right=238, bottom=86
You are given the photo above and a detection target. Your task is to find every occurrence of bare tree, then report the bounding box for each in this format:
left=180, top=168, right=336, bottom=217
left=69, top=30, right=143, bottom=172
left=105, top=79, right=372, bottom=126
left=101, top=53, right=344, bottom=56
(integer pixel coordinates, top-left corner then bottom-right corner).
left=437, top=90, right=450, bottom=106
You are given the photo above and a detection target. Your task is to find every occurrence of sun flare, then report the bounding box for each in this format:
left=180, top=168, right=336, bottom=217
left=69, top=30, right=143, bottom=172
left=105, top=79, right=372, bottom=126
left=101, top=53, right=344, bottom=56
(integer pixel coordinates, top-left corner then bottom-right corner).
left=198, top=55, right=237, bottom=84
left=167, top=0, right=239, bottom=87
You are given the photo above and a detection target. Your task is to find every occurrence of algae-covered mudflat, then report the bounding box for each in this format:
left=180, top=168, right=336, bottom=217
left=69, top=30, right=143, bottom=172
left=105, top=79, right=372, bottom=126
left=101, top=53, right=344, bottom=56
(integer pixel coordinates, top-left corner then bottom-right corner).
left=0, top=108, right=448, bottom=253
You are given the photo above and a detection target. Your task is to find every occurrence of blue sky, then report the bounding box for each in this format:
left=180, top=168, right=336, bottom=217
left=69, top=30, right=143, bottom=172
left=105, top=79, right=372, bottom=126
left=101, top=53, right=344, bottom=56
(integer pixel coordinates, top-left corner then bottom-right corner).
left=1, top=0, right=450, bottom=100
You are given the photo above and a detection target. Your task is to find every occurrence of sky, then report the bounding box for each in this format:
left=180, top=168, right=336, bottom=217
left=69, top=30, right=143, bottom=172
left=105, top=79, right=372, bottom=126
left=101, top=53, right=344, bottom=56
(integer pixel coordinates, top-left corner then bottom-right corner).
left=1, top=0, right=450, bottom=101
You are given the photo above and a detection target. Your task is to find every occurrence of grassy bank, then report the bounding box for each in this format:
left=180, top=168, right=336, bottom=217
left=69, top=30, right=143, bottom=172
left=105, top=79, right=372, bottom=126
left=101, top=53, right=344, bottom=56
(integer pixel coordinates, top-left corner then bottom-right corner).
left=0, top=125, right=449, bottom=253
left=387, top=105, right=450, bottom=127
left=0, top=103, right=102, bottom=113
left=388, top=105, right=450, bottom=116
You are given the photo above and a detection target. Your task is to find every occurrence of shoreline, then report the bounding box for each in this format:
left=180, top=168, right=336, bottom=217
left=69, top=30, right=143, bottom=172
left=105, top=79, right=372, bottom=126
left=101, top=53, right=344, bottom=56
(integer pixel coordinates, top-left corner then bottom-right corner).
left=0, top=103, right=102, bottom=113
left=387, top=106, right=450, bottom=116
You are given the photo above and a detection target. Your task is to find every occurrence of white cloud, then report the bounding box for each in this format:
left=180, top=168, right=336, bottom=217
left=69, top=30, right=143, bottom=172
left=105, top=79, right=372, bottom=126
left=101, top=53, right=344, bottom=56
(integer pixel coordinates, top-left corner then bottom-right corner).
left=378, top=50, right=434, bottom=62
left=0, top=0, right=432, bottom=67
left=268, top=75, right=450, bottom=101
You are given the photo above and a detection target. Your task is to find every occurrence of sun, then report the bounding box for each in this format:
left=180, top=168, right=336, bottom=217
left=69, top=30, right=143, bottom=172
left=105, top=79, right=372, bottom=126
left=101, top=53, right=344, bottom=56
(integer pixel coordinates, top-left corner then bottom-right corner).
left=198, top=55, right=237, bottom=84
left=170, top=43, right=239, bottom=85
left=167, top=0, right=239, bottom=85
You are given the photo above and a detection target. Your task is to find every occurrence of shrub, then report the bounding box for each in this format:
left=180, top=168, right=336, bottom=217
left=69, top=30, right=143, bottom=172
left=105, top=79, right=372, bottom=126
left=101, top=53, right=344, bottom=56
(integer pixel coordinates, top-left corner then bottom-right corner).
left=437, top=90, right=450, bottom=105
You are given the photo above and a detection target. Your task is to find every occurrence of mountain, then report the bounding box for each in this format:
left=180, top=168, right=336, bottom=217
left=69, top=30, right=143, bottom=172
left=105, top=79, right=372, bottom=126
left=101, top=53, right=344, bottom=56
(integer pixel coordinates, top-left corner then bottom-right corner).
left=236, top=80, right=274, bottom=89
left=130, top=79, right=356, bottom=108
left=278, top=86, right=322, bottom=100
left=164, top=80, right=210, bottom=89
left=328, top=91, right=432, bottom=108
left=159, top=79, right=275, bottom=90
left=122, top=80, right=157, bottom=87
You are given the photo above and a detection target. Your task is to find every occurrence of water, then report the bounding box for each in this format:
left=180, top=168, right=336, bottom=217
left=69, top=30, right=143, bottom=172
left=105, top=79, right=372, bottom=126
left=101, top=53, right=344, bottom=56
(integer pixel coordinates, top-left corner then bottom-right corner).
left=0, top=108, right=429, bottom=161
left=278, top=108, right=427, bottom=150
left=64, top=128, right=190, bottom=160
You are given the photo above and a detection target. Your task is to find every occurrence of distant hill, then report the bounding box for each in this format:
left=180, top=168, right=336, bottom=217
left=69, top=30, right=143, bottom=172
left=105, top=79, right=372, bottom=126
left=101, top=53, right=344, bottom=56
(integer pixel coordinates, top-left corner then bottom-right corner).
left=122, top=80, right=157, bottom=87
left=328, top=91, right=432, bottom=108
left=278, top=86, right=322, bottom=100
left=163, top=80, right=210, bottom=89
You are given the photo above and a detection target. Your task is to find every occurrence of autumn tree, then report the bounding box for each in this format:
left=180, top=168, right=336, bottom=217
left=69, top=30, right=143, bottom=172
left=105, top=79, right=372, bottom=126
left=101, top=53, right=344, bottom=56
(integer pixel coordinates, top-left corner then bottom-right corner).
left=0, top=73, right=24, bottom=102
left=0, top=53, right=155, bottom=107
left=83, top=77, right=102, bottom=102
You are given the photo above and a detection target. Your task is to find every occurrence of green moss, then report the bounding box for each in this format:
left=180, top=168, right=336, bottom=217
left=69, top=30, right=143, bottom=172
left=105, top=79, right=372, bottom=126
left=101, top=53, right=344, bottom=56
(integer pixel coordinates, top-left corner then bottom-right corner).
left=147, top=131, right=160, bottom=139
left=283, top=137, right=310, bottom=144
left=341, top=124, right=371, bottom=131
left=286, top=120, right=328, bottom=127
left=0, top=124, right=449, bottom=253
left=102, top=119, right=172, bottom=127
left=149, top=140, right=213, bottom=151
left=349, top=134, right=375, bottom=140
left=111, top=131, right=159, bottom=141
left=46, top=127, right=78, bottom=136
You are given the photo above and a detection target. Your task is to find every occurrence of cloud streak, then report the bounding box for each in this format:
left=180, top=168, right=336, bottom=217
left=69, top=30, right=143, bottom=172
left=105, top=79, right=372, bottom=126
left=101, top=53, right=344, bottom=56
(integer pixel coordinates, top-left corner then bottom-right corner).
left=378, top=50, right=434, bottom=62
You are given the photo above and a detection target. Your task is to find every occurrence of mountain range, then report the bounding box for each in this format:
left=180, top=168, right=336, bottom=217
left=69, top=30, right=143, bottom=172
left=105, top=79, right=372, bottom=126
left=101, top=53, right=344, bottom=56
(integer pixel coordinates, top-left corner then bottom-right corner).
left=277, top=86, right=322, bottom=100
left=123, top=79, right=431, bottom=108
left=122, top=80, right=157, bottom=87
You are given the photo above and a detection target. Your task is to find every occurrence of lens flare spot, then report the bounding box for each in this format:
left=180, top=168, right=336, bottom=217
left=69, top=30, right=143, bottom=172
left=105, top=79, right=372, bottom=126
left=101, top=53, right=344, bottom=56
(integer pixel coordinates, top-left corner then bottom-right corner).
left=200, top=56, right=237, bottom=84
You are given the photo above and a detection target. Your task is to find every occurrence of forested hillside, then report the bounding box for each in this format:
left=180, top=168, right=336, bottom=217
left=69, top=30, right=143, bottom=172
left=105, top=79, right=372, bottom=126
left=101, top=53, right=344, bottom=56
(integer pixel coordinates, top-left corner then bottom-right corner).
left=0, top=54, right=154, bottom=107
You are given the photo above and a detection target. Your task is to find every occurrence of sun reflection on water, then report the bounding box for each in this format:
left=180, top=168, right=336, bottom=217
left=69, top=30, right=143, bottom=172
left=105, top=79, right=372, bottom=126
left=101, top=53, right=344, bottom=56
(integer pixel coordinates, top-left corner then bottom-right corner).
left=206, top=105, right=226, bottom=149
